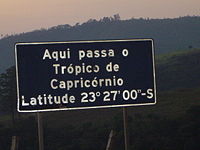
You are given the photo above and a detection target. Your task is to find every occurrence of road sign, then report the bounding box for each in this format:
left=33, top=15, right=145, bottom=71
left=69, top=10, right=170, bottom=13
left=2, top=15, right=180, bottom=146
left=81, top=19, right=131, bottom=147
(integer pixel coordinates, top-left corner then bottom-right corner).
left=15, top=39, right=156, bottom=112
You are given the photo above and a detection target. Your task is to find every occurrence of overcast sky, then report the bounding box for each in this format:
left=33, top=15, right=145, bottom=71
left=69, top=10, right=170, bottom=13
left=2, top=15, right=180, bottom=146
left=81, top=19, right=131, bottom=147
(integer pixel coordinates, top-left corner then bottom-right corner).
left=0, top=0, right=199, bottom=35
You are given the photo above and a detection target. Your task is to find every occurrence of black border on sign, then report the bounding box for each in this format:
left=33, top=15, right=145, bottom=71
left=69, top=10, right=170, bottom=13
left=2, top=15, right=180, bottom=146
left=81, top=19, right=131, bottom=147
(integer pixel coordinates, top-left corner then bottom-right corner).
left=15, top=39, right=157, bottom=113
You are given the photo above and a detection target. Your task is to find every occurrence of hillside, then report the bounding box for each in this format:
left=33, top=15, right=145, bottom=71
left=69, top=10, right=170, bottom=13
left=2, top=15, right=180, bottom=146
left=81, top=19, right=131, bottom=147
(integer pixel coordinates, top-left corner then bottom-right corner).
left=0, top=16, right=200, bottom=73
left=156, top=48, right=200, bottom=91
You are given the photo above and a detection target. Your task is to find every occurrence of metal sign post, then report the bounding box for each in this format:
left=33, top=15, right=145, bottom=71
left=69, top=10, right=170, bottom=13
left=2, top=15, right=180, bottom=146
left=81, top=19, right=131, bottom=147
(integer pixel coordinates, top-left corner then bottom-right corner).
left=37, top=113, right=44, bottom=150
left=123, top=107, right=130, bottom=150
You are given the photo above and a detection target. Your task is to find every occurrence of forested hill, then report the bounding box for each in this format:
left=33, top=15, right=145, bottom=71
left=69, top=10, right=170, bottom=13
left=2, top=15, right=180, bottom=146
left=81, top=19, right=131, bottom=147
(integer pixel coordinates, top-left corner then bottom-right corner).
left=157, top=48, right=200, bottom=91
left=0, top=16, right=200, bottom=73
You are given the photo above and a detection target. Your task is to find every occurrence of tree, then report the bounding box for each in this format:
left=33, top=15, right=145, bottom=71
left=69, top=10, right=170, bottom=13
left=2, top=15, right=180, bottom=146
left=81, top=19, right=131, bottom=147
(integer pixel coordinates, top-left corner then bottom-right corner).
left=113, top=14, right=120, bottom=21
left=0, top=66, right=17, bottom=127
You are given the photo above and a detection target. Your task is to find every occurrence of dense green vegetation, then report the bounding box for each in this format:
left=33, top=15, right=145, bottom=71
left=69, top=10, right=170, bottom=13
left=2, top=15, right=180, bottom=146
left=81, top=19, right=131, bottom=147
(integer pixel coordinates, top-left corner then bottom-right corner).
left=0, top=48, right=200, bottom=150
left=0, top=15, right=200, bottom=73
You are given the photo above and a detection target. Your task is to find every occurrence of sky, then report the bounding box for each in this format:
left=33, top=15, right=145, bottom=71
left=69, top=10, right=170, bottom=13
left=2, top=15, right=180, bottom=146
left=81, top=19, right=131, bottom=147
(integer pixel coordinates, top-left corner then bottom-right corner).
left=0, top=0, right=199, bottom=36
